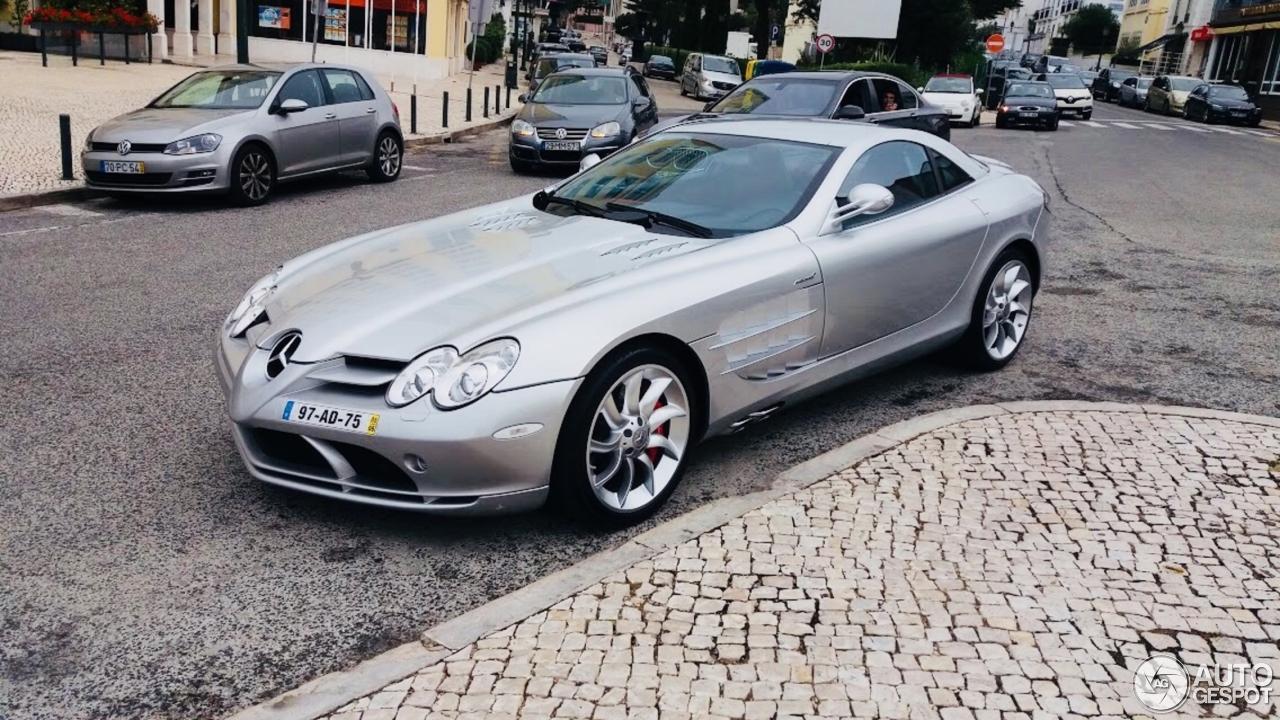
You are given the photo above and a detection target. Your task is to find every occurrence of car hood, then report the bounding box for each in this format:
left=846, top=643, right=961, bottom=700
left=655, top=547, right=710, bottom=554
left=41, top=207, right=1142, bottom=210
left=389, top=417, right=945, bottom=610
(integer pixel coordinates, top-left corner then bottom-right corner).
left=700, top=71, right=741, bottom=85
left=1170, top=90, right=1191, bottom=102
left=519, top=102, right=629, bottom=128
left=921, top=92, right=973, bottom=106
left=1004, top=96, right=1056, bottom=109
left=261, top=200, right=716, bottom=363
left=1051, top=87, right=1090, bottom=101
left=1209, top=97, right=1256, bottom=109
left=91, top=107, right=254, bottom=144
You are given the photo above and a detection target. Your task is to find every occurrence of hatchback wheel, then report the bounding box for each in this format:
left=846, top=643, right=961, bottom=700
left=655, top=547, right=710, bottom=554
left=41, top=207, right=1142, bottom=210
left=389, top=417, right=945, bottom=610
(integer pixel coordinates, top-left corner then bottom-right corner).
left=956, top=249, right=1036, bottom=371
left=550, top=347, right=698, bottom=528
left=228, top=144, right=274, bottom=206
left=367, top=132, right=403, bottom=183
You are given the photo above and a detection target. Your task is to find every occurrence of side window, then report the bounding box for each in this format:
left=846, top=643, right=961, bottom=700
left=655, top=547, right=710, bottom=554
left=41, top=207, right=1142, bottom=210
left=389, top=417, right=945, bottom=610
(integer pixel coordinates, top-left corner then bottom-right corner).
left=277, top=70, right=325, bottom=108
left=896, top=83, right=919, bottom=109
left=323, top=69, right=365, bottom=104
left=352, top=72, right=376, bottom=101
left=929, top=148, right=973, bottom=192
left=692, top=55, right=702, bottom=71
left=838, top=141, right=941, bottom=227
left=836, top=79, right=874, bottom=112
left=868, top=78, right=903, bottom=112
left=631, top=74, right=651, bottom=97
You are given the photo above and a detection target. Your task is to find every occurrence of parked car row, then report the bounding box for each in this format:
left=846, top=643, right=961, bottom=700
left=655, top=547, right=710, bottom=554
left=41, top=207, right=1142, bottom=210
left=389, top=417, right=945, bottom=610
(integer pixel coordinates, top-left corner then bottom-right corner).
left=1093, top=67, right=1264, bottom=126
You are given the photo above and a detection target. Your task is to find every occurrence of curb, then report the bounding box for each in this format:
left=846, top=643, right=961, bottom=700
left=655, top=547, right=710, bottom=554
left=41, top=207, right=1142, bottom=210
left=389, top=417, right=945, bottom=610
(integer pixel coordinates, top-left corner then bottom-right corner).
left=224, top=401, right=1280, bottom=720
left=0, top=114, right=517, bottom=213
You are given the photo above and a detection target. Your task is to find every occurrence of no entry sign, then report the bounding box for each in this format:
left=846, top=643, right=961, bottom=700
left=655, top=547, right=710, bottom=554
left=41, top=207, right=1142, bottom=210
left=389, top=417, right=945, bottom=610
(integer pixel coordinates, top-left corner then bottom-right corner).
left=986, top=34, right=1006, bottom=53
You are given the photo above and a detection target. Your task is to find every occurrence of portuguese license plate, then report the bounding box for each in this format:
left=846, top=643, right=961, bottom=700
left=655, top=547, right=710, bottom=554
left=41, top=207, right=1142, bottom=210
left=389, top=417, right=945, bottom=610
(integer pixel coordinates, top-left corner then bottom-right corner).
left=282, top=400, right=380, bottom=435
left=543, top=141, right=580, bottom=151
left=1019, top=112, right=1037, bottom=118
left=101, top=160, right=145, bottom=173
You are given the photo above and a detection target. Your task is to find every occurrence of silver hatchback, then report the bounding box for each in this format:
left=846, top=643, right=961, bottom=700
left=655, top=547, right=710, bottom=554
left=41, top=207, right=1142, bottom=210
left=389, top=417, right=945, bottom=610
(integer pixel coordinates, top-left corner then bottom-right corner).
left=81, top=63, right=403, bottom=206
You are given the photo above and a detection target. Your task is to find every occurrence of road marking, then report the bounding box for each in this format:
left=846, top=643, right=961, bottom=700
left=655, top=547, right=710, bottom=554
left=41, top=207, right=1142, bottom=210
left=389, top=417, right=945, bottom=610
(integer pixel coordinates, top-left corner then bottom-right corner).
left=402, top=164, right=429, bottom=171
left=1112, top=122, right=1141, bottom=129
left=38, top=203, right=103, bottom=217
left=1181, top=125, right=1211, bottom=132
left=1208, top=127, right=1243, bottom=134
left=1081, top=121, right=1105, bottom=128
left=1141, top=124, right=1176, bottom=130
left=1242, top=129, right=1273, bottom=137
left=1059, top=120, right=1075, bottom=127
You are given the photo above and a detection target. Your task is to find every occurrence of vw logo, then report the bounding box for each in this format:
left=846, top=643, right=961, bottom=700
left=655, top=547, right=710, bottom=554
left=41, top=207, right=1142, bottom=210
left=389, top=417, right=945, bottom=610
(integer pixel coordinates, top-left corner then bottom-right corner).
left=117, top=140, right=132, bottom=155
left=265, top=332, right=302, bottom=379
left=555, top=127, right=567, bottom=140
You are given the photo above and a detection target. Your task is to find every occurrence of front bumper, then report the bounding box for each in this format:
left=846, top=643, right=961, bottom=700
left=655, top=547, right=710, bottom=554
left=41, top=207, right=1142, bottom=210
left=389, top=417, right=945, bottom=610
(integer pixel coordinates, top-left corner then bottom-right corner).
left=509, top=132, right=623, bottom=166
left=81, top=146, right=232, bottom=192
left=998, top=109, right=1057, bottom=125
left=216, top=333, right=581, bottom=515
left=1055, top=101, right=1092, bottom=116
left=1207, top=107, right=1264, bottom=124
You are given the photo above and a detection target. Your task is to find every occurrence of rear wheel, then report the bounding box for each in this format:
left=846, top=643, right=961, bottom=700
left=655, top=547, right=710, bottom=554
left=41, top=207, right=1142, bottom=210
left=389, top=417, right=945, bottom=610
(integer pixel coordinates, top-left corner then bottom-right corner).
left=366, top=131, right=402, bottom=183
left=549, top=346, right=700, bottom=528
left=955, top=248, right=1036, bottom=371
left=227, top=143, right=274, bottom=207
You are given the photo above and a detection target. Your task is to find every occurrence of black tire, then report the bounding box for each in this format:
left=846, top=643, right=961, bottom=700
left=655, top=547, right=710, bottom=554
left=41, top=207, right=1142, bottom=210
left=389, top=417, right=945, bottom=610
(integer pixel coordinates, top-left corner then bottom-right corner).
left=995, top=115, right=1007, bottom=129
left=1247, top=118, right=1262, bottom=128
left=954, top=247, right=1037, bottom=371
left=1047, top=117, right=1059, bottom=131
left=549, top=345, right=701, bottom=529
left=510, top=156, right=533, bottom=174
left=366, top=131, right=403, bottom=183
left=227, top=143, right=275, bottom=207
left=1082, top=110, right=1092, bottom=120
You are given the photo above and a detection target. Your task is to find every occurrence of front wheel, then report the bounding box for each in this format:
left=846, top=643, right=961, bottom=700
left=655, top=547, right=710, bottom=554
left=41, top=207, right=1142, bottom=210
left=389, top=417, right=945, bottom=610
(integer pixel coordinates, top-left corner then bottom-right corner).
left=1047, top=117, right=1060, bottom=131
left=228, top=144, right=275, bottom=206
left=1082, top=110, right=1092, bottom=120
left=366, top=132, right=403, bottom=183
left=549, top=346, right=699, bottom=528
left=955, top=249, right=1036, bottom=371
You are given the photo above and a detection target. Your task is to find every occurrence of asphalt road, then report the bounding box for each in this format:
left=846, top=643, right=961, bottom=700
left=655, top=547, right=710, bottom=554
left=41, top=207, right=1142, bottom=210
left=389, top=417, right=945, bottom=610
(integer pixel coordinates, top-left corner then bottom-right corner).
left=3, top=102, right=1279, bottom=720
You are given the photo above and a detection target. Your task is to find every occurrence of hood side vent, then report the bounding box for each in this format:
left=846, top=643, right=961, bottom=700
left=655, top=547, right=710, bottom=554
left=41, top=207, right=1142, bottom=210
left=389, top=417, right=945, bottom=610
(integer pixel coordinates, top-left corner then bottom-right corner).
left=633, top=242, right=689, bottom=260
left=601, top=238, right=662, bottom=256
left=470, top=209, right=541, bottom=233
left=307, top=356, right=405, bottom=387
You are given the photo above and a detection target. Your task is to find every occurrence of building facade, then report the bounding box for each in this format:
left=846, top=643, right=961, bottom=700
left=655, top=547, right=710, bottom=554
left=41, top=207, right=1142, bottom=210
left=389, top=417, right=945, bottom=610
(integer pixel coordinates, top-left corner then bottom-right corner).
left=1205, top=0, right=1280, bottom=119
left=994, top=0, right=1047, bottom=55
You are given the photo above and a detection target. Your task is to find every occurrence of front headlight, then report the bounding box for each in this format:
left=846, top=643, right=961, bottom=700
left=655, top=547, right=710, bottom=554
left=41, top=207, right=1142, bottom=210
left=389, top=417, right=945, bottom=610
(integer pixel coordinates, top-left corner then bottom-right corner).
left=1210, top=103, right=1224, bottom=111
left=385, top=338, right=520, bottom=410
left=1112, top=82, right=1120, bottom=88
left=164, top=133, right=222, bottom=155
left=83, top=128, right=95, bottom=151
left=512, top=119, right=535, bottom=137
left=590, top=121, right=620, bottom=138
left=226, top=269, right=280, bottom=337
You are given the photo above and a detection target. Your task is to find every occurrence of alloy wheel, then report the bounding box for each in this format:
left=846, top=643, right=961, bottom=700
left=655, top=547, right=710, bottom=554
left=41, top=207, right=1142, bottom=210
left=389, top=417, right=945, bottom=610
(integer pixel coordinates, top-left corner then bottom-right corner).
left=586, top=364, right=690, bottom=512
left=239, top=152, right=270, bottom=201
left=982, top=260, right=1033, bottom=361
left=378, top=136, right=401, bottom=177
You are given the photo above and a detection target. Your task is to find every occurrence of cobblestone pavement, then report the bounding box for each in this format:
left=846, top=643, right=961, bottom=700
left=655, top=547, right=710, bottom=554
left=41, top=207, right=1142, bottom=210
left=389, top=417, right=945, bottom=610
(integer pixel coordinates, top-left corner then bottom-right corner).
left=0, top=49, right=517, bottom=198
left=319, top=410, right=1280, bottom=720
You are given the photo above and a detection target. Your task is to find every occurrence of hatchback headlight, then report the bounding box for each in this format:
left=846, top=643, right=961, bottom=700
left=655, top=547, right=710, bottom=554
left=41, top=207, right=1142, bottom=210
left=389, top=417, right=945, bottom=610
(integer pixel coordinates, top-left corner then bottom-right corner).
left=590, top=121, right=620, bottom=138
left=165, top=133, right=222, bottom=155
left=512, top=119, right=535, bottom=137
left=226, top=269, right=280, bottom=337
left=386, top=338, right=520, bottom=410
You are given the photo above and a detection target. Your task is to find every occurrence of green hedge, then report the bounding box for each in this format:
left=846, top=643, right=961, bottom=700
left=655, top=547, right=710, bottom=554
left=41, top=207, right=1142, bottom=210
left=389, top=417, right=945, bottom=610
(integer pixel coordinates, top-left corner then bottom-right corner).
left=465, top=37, right=494, bottom=65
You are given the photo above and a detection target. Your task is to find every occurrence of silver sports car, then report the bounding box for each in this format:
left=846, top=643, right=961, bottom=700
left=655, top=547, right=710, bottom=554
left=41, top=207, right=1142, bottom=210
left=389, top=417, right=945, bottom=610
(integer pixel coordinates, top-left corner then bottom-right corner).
left=216, top=117, right=1048, bottom=527
left=81, top=63, right=403, bottom=206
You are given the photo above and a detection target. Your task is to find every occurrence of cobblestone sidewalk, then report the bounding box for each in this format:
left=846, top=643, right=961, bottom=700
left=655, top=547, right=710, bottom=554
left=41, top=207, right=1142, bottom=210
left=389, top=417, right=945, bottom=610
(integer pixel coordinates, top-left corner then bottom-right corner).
left=317, top=409, right=1280, bottom=720
left=0, top=49, right=519, bottom=198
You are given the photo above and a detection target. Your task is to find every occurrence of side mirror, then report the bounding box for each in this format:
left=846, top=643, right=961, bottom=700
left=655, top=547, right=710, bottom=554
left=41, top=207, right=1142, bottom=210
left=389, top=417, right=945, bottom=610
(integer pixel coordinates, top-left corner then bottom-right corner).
left=518, top=93, right=528, bottom=103
left=833, top=104, right=866, bottom=120
left=579, top=153, right=602, bottom=172
left=916, top=86, right=924, bottom=92
left=825, top=183, right=894, bottom=232
left=276, top=98, right=308, bottom=114
left=977, top=89, right=985, bottom=95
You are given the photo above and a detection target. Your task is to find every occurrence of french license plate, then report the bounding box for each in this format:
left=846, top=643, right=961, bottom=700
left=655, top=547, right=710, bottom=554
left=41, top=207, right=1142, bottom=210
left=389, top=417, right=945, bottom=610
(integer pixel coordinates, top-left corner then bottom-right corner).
left=1231, top=110, right=1246, bottom=116
left=1019, top=112, right=1037, bottom=118
left=100, top=160, right=144, bottom=174
left=543, top=141, right=580, bottom=151
left=282, top=400, right=380, bottom=436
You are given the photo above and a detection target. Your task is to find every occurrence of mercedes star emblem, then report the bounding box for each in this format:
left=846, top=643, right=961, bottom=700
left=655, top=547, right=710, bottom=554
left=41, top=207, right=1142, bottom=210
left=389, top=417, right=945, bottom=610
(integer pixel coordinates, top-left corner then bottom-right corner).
left=118, top=140, right=132, bottom=155
left=555, top=128, right=567, bottom=140
left=265, top=332, right=302, bottom=379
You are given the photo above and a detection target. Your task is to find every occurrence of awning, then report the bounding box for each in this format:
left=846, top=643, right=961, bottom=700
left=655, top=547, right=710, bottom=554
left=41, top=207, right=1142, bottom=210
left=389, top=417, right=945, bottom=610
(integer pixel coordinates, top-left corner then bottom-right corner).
left=1135, top=32, right=1185, bottom=53
left=1212, top=21, right=1280, bottom=34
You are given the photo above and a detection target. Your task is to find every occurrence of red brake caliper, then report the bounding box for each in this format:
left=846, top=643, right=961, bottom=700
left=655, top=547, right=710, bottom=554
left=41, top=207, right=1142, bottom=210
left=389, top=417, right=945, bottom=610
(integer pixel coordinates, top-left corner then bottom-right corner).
left=647, top=397, right=667, bottom=465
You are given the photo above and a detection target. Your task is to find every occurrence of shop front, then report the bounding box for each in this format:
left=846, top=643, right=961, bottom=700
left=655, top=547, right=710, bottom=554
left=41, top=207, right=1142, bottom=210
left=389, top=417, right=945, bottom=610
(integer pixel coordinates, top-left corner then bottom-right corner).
left=1206, top=0, right=1280, bottom=120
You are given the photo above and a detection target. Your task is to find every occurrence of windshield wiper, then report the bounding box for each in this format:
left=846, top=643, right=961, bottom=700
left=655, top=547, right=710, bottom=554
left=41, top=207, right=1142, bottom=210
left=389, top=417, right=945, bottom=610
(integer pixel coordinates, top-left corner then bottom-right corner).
left=604, top=202, right=713, bottom=238
left=535, top=192, right=606, bottom=218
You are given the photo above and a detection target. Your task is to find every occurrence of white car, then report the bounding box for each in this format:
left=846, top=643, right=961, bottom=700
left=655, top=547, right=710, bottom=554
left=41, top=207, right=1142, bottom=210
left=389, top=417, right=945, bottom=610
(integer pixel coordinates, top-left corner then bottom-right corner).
left=1039, top=73, right=1094, bottom=119
left=918, top=74, right=983, bottom=127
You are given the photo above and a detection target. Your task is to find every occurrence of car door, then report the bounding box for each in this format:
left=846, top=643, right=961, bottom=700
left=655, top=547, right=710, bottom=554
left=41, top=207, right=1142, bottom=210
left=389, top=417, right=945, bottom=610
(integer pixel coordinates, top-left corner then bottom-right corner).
left=683, top=54, right=700, bottom=94
left=803, top=140, right=989, bottom=357
left=270, top=69, right=341, bottom=176
left=321, top=68, right=380, bottom=166
left=864, top=76, right=922, bottom=130
left=628, top=72, right=658, bottom=130
left=1149, top=77, right=1168, bottom=110
left=1185, top=83, right=1208, bottom=116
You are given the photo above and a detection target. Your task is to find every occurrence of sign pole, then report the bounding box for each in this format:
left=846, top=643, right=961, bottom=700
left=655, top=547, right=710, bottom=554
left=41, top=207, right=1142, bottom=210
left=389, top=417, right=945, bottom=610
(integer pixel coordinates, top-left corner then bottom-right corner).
left=310, top=0, right=322, bottom=61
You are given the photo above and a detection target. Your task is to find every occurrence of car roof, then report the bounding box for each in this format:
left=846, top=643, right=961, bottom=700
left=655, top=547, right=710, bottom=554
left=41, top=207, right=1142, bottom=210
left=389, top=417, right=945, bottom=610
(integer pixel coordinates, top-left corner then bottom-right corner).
left=932, top=73, right=972, bottom=79
left=757, top=70, right=901, bottom=83
left=655, top=116, right=941, bottom=150
left=553, top=67, right=635, bottom=77
left=542, top=53, right=594, bottom=60
left=195, top=62, right=346, bottom=74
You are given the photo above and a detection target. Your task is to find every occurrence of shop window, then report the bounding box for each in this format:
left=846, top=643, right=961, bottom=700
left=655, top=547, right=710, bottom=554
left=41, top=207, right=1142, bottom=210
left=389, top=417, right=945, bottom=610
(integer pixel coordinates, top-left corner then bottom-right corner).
left=1262, top=32, right=1280, bottom=95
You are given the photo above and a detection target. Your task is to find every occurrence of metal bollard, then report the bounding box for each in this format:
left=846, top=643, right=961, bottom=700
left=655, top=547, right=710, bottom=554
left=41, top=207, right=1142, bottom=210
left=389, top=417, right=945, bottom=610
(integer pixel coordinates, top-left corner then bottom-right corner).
left=483, top=87, right=490, bottom=119
left=59, top=114, right=73, bottom=180
left=443, top=91, right=449, bottom=128
left=506, top=86, right=511, bottom=110
left=494, top=85, right=500, bottom=115
left=466, top=88, right=472, bottom=122
left=410, top=94, right=418, bottom=135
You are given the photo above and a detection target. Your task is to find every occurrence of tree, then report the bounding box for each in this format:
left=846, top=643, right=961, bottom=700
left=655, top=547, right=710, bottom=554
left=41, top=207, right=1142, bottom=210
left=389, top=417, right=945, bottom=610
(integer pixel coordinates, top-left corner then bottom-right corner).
left=1062, top=3, right=1120, bottom=60
left=896, top=0, right=976, bottom=69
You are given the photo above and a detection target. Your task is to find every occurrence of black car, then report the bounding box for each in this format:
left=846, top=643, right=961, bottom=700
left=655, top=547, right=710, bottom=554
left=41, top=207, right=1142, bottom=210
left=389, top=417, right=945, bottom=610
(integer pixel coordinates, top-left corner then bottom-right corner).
left=985, top=65, right=1033, bottom=109
left=566, top=39, right=588, bottom=54
left=1183, top=83, right=1265, bottom=126
left=644, top=71, right=952, bottom=141
left=510, top=67, right=660, bottom=173
left=644, top=54, right=677, bottom=80
left=527, top=42, right=571, bottom=75
left=995, top=81, right=1060, bottom=131
left=528, top=53, right=598, bottom=93
left=588, top=45, right=609, bottom=66
left=1091, top=67, right=1138, bottom=102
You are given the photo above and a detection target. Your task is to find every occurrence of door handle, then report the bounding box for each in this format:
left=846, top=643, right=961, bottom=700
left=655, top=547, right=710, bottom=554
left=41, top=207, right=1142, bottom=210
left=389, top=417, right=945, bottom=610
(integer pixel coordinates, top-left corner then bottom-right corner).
left=366, top=108, right=377, bottom=114
left=325, top=113, right=337, bottom=119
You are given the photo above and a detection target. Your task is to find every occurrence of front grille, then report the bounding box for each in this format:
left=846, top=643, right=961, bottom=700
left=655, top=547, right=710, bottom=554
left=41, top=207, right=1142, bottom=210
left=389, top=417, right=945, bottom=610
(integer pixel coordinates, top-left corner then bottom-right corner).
left=252, top=428, right=331, bottom=474
left=712, top=81, right=737, bottom=91
left=1017, top=106, right=1045, bottom=112
left=534, top=127, right=588, bottom=141
left=92, top=141, right=167, bottom=153
left=328, top=441, right=419, bottom=495
left=540, top=150, right=583, bottom=163
left=247, top=426, right=423, bottom=500
left=86, top=171, right=173, bottom=186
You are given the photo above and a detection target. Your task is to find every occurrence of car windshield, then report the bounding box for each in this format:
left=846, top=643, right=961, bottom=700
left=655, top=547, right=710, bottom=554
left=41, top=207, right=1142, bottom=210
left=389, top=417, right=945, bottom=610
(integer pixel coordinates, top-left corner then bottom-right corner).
left=535, top=56, right=594, bottom=78
left=1007, top=83, right=1053, bottom=98
left=590, top=46, right=606, bottom=52
left=150, top=70, right=280, bottom=109
left=703, top=56, right=740, bottom=75
left=1169, top=77, right=1201, bottom=91
left=1005, top=68, right=1032, bottom=80
left=1210, top=85, right=1249, bottom=100
left=531, top=75, right=627, bottom=104
left=550, top=133, right=839, bottom=237
left=650, top=56, right=674, bottom=66
left=1111, top=70, right=1137, bottom=81
left=1136, top=78, right=1152, bottom=88
left=924, top=77, right=972, bottom=93
left=1044, top=74, right=1086, bottom=89
left=709, top=77, right=837, bottom=116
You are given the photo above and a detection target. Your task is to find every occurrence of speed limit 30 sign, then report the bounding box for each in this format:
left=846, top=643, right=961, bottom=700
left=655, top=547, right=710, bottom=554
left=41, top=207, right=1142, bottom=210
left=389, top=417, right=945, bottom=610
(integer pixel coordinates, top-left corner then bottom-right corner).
left=816, top=34, right=835, bottom=54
